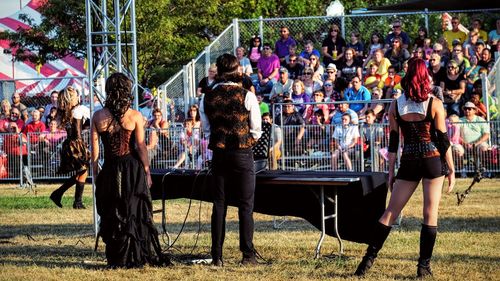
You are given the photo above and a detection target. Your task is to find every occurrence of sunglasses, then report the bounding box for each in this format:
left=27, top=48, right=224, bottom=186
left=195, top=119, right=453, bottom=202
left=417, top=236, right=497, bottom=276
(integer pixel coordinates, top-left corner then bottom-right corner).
left=327, top=71, right=335, bottom=74
left=11, top=112, right=19, bottom=115
left=263, top=47, right=271, bottom=50
left=324, top=83, right=333, bottom=87
left=289, top=59, right=296, bottom=62
left=331, top=30, right=339, bottom=33
left=393, top=25, right=401, bottom=28
left=448, top=66, right=457, bottom=70
left=464, top=107, right=474, bottom=111
left=429, top=59, right=436, bottom=62
left=303, top=72, right=312, bottom=75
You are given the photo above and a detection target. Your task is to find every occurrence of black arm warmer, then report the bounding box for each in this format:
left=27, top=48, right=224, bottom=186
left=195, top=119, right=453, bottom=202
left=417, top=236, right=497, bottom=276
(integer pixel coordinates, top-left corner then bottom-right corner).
left=388, top=130, right=399, bottom=153
left=435, top=130, right=450, bottom=156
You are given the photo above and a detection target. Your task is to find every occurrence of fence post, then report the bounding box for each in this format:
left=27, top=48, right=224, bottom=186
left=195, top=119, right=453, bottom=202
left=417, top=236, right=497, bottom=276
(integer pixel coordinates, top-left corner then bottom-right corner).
left=259, top=16, right=264, bottom=44
left=183, top=64, right=190, bottom=118
left=424, top=9, right=429, bottom=34
left=233, top=19, right=240, bottom=52
left=341, top=16, right=346, bottom=39
left=205, top=47, right=211, bottom=73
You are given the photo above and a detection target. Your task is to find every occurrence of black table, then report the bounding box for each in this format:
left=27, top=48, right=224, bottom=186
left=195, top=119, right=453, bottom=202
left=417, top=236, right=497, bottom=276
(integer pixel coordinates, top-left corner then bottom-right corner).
left=151, top=169, right=387, bottom=257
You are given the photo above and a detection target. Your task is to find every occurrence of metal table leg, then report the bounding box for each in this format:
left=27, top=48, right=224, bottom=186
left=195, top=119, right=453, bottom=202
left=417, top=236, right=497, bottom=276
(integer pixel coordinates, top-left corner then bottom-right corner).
left=314, top=186, right=343, bottom=258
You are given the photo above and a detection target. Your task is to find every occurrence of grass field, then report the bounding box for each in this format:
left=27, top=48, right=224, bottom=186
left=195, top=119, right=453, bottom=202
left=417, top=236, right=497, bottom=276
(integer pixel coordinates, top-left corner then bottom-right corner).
left=0, top=178, right=499, bottom=281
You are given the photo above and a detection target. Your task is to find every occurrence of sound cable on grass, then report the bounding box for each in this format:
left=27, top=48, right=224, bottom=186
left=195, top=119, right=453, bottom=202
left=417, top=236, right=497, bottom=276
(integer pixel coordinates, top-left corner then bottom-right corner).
left=159, top=167, right=210, bottom=258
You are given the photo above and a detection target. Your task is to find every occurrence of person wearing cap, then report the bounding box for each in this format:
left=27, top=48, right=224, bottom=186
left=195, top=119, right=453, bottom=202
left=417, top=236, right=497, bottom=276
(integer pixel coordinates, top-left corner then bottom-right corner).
left=285, top=54, right=304, bottom=80
left=443, top=16, right=467, bottom=51
left=274, top=26, right=297, bottom=63
left=200, top=53, right=262, bottom=267
left=256, top=43, right=280, bottom=95
left=269, top=67, right=293, bottom=106
left=323, top=63, right=337, bottom=82
left=384, top=19, right=410, bottom=50
left=440, top=60, right=465, bottom=116
left=274, top=99, right=306, bottom=157
left=455, top=101, right=490, bottom=159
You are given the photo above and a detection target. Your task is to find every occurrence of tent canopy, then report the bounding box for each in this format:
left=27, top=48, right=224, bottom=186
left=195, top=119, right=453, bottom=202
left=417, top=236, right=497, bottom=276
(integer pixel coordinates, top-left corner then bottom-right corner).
left=366, top=0, right=500, bottom=13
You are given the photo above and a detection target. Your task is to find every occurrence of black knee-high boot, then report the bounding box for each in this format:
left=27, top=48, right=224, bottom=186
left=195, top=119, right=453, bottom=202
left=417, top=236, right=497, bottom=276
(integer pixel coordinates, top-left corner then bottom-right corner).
left=354, top=222, right=392, bottom=276
left=50, top=176, right=76, bottom=208
left=417, top=224, right=437, bottom=278
left=73, top=181, right=86, bottom=209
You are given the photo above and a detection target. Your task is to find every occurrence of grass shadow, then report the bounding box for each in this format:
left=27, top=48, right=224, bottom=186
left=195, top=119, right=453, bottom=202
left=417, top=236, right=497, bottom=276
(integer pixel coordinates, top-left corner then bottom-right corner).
left=395, top=216, right=500, bottom=233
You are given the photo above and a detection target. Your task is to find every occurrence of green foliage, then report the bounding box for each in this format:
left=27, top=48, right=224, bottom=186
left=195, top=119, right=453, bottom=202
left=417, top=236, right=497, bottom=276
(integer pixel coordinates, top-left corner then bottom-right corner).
left=0, top=0, right=86, bottom=65
left=0, top=0, right=410, bottom=86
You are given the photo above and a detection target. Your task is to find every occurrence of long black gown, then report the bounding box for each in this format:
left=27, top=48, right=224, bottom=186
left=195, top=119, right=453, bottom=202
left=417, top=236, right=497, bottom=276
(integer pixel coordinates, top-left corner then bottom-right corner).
left=95, top=120, right=168, bottom=268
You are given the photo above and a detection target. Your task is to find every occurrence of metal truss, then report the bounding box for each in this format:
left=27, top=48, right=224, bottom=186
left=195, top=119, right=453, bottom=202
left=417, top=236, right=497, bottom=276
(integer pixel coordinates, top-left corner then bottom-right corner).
left=85, top=0, right=138, bottom=110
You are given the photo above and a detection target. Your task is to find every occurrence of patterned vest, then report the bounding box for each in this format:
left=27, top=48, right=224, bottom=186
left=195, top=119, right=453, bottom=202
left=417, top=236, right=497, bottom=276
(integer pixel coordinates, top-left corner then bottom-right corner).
left=204, top=82, right=256, bottom=150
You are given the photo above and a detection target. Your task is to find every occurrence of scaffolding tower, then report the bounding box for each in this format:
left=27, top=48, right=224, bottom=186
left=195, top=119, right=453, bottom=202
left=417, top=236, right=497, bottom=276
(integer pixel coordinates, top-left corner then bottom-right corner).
left=85, top=0, right=139, bottom=110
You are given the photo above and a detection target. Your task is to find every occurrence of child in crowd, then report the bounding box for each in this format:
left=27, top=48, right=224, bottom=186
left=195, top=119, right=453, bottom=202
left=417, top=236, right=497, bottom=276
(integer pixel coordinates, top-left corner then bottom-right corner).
left=364, top=63, right=381, bottom=89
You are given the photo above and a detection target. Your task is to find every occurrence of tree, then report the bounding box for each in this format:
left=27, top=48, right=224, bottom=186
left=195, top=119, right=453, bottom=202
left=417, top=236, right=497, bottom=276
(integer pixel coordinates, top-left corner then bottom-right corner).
left=0, top=0, right=400, bottom=86
left=0, top=0, right=86, bottom=65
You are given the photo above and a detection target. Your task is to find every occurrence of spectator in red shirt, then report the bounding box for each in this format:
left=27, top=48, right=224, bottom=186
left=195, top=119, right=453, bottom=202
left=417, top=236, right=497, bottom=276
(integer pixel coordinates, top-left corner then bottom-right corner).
left=0, top=107, right=24, bottom=133
left=22, top=109, right=46, bottom=144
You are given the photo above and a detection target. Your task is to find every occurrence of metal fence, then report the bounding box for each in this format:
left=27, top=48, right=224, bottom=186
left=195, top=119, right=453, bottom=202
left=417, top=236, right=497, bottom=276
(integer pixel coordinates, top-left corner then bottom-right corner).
left=1, top=118, right=498, bottom=185
left=157, top=9, right=500, bottom=120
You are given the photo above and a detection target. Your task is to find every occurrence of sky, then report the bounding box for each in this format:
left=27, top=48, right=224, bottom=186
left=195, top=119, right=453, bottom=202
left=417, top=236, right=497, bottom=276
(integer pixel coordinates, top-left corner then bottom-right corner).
left=0, top=0, right=31, bottom=18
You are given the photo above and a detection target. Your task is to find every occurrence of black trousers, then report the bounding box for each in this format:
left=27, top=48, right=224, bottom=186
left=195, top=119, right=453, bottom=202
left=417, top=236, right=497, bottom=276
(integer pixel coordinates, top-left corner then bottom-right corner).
left=210, top=148, right=255, bottom=259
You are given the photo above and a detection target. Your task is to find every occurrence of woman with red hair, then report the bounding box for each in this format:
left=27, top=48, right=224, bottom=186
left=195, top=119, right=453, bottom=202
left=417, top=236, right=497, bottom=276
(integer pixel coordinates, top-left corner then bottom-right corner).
left=354, top=58, right=455, bottom=278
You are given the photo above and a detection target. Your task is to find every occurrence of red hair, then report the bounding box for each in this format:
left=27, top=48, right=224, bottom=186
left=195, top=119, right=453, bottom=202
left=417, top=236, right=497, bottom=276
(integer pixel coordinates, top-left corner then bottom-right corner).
left=401, top=58, right=431, bottom=103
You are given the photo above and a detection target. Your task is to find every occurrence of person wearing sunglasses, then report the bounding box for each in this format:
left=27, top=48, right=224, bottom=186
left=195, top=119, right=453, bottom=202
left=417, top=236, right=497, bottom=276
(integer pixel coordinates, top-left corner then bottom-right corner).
left=451, top=45, right=470, bottom=74
left=257, top=43, right=280, bottom=95
left=248, top=36, right=262, bottom=68
left=344, top=76, right=371, bottom=117
left=321, top=24, right=346, bottom=67
left=443, top=16, right=467, bottom=50
left=385, top=36, right=410, bottom=73
left=284, top=54, right=304, bottom=80
left=428, top=53, right=446, bottom=87
left=440, top=60, right=466, bottom=116
left=384, top=19, right=410, bottom=50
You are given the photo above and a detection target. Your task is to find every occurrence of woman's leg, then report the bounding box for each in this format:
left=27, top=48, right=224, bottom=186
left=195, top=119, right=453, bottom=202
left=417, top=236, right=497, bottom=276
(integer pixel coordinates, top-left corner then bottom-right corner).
left=417, top=176, right=445, bottom=277
left=379, top=179, right=420, bottom=225
left=355, top=179, right=420, bottom=277
left=73, top=169, right=88, bottom=209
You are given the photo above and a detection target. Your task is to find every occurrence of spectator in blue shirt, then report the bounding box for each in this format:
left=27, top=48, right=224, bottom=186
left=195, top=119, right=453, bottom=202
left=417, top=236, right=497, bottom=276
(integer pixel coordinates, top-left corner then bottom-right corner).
left=275, top=26, right=297, bottom=63
left=344, top=76, right=371, bottom=116
left=299, top=40, right=321, bottom=66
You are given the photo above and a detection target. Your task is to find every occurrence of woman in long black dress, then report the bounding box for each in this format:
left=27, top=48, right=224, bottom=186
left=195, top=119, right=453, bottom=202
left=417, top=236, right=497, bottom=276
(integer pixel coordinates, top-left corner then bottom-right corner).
left=50, top=86, right=89, bottom=209
left=91, top=72, right=170, bottom=268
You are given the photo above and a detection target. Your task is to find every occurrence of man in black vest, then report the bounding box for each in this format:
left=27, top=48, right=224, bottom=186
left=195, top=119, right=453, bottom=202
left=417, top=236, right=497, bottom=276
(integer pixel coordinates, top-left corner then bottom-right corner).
left=200, top=53, right=262, bottom=266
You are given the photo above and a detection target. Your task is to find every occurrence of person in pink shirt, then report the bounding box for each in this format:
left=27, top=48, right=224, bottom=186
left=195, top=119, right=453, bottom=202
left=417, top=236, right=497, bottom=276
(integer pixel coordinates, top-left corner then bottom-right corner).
left=257, top=43, right=281, bottom=95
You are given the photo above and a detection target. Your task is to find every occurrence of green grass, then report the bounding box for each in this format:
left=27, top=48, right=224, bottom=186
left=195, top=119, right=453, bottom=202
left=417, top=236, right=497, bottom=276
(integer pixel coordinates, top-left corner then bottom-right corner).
left=0, top=179, right=499, bottom=281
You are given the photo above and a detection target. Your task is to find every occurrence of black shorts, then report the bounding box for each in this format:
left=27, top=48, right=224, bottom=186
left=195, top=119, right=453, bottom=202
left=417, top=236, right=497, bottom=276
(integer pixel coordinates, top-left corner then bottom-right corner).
left=396, top=156, right=445, bottom=182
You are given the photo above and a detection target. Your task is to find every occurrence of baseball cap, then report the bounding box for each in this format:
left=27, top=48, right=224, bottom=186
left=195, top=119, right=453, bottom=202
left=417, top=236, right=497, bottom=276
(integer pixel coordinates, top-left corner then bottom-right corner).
left=279, top=67, right=288, bottom=73
left=326, top=63, right=337, bottom=71
left=463, top=101, right=477, bottom=109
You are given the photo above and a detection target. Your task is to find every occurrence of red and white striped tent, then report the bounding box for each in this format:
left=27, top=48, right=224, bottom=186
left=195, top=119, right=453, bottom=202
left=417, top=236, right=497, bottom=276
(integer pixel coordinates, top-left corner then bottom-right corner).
left=0, top=0, right=86, bottom=96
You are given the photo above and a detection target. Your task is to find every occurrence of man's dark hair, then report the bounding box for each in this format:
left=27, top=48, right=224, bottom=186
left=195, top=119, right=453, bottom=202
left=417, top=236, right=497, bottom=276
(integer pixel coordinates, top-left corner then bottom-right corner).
left=262, top=112, right=271, bottom=118
left=365, top=109, right=375, bottom=116
left=216, top=53, right=241, bottom=82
